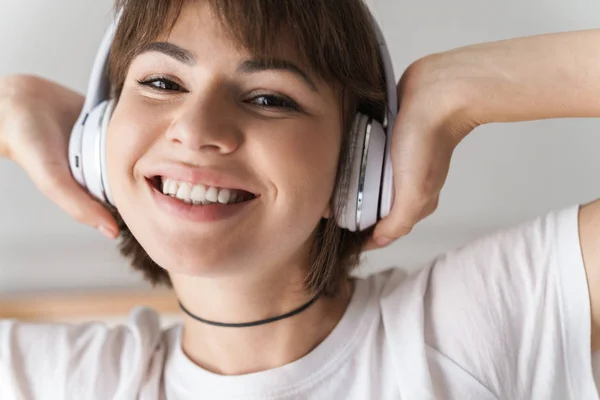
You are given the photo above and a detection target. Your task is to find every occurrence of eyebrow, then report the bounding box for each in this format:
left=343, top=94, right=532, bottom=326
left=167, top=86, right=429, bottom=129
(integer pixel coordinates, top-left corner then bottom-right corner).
left=137, top=41, right=318, bottom=92
left=236, top=59, right=318, bottom=92
left=138, top=42, right=196, bottom=66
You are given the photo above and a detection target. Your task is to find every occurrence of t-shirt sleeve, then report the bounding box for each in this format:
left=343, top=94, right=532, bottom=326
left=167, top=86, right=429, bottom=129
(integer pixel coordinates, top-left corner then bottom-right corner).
left=0, top=306, right=166, bottom=399
left=420, top=205, right=598, bottom=399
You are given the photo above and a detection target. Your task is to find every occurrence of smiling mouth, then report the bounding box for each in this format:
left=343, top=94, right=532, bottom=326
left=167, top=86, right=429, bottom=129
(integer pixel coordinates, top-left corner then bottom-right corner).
left=147, top=176, right=257, bottom=205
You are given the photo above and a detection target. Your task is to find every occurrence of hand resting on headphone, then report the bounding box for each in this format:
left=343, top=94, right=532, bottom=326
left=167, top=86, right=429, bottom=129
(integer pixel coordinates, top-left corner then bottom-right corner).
left=366, top=29, right=600, bottom=250
left=0, top=74, right=119, bottom=239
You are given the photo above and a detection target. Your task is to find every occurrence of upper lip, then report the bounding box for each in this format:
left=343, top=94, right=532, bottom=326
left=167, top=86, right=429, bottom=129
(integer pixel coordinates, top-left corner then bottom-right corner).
left=143, top=163, right=261, bottom=195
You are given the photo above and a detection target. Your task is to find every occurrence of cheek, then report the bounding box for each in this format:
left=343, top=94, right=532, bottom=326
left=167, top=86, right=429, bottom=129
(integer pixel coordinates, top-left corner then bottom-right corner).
left=106, top=101, right=165, bottom=200
left=105, top=104, right=175, bottom=264
left=256, top=119, right=342, bottom=218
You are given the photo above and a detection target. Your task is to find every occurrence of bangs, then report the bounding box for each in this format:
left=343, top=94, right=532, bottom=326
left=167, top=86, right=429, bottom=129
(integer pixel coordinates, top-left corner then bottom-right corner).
left=210, top=1, right=383, bottom=98
left=109, top=0, right=385, bottom=118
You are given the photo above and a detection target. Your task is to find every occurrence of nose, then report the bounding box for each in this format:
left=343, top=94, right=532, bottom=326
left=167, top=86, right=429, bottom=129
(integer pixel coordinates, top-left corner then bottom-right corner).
left=165, top=89, right=242, bottom=154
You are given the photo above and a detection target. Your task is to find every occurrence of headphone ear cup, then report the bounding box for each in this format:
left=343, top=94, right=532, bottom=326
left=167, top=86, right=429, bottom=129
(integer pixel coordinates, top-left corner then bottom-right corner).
left=358, top=118, right=385, bottom=230
left=99, top=100, right=116, bottom=206
left=79, top=100, right=114, bottom=205
left=335, top=113, right=386, bottom=232
left=335, top=114, right=364, bottom=231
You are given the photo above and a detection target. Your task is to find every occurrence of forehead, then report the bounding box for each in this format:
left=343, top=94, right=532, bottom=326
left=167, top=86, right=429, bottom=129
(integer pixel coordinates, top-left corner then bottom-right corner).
left=149, top=0, right=335, bottom=86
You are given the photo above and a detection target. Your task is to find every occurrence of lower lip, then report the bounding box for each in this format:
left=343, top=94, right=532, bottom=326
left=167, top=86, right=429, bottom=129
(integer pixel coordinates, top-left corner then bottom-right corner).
left=149, top=184, right=257, bottom=223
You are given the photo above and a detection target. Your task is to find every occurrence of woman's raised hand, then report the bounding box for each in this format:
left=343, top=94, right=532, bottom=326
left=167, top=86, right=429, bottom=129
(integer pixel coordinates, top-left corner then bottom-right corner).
left=363, top=55, right=478, bottom=250
left=0, top=75, right=119, bottom=239
left=369, top=30, right=600, bottom=249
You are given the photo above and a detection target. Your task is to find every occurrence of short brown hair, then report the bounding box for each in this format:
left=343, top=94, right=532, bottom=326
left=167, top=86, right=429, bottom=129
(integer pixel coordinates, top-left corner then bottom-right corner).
left=109, top=0, right=386, bottom=297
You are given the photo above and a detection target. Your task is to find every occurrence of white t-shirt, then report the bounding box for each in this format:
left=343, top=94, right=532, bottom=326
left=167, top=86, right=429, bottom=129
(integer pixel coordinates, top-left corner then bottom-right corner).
left=1, top=205, right=598, bottom=399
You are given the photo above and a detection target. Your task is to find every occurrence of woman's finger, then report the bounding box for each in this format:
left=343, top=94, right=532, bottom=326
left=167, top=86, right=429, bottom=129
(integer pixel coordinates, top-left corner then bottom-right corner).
left=362, top=195, right=440, bottom=252
left=29, top=162, right=119, bottom=239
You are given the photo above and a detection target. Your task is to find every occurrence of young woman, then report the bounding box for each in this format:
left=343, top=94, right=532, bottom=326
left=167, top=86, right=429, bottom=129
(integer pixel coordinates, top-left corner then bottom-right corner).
left=1, top=1, right=600, bottom=399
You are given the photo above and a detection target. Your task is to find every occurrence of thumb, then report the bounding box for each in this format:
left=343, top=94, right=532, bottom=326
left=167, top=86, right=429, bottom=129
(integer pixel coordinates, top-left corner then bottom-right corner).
left=362, top=199, right=424, bottom=251
left=373, top=191, right=428, bottom=246
left=371, top=130, right=440, bottom=245
left=30, top=162, right=120, bottom=239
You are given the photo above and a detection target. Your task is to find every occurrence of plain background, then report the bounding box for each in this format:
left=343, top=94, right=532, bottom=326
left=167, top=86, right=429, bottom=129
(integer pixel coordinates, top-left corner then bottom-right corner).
left=1, top=0, right=600, bottom=293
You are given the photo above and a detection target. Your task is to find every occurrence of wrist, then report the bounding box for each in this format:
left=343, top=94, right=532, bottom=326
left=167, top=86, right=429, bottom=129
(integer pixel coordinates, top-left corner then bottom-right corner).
left=400, top=53, right=481, bottom=143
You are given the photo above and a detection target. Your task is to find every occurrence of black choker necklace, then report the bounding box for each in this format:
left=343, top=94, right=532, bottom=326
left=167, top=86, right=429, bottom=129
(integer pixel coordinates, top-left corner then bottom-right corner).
left=178, top=292, right=322, bottom=328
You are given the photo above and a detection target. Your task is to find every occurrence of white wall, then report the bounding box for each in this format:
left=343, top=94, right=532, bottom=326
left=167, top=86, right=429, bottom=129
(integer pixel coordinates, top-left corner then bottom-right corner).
left=1, top=0, right=600, bottom=293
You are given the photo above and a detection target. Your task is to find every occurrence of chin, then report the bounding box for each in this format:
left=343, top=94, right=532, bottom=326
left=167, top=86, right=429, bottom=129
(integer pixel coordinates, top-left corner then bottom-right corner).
left=138, top=230, right=251, bottom=278
left=115, top=198, right=258, bottom=278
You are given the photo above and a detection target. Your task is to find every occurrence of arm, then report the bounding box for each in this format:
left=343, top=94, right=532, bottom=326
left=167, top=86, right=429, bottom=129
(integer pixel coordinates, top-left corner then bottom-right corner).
left=378, top=29, right=600, bottom=348
left=425, top=31, right=600, bottom=349
left=0, top=74, right=119, bottom=237
left=423, top=29, right=600, bottom=124
left=372, top=29, right=600, bottom=248
left=578, top=201, right=600, bottom=350
left=432, top=30, right=600, bottom=350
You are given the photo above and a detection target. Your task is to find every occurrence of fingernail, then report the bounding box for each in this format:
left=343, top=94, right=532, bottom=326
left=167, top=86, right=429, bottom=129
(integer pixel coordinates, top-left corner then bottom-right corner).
left=99, top=225, right=118, bottom=239
left=375, top=236, right=393, bottom=247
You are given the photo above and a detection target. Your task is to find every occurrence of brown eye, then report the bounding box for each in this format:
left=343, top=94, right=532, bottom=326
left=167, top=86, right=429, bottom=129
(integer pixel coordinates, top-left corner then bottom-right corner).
left=250, top=95, right=298, bottom=110
left=138, top=77, right=182, bottom=92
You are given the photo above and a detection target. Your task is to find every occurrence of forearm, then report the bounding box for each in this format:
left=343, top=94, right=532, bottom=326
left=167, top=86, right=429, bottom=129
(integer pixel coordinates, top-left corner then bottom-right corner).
left=424, top=29, right=600, bottom=125
left=0, top=75, right=83, bottom=159
left=0, top=75, right=21, bottom=158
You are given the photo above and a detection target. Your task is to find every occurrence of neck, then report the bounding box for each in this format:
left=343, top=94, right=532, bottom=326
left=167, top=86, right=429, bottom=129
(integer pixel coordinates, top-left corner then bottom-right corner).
left=171, top=271, right=353, bottom=375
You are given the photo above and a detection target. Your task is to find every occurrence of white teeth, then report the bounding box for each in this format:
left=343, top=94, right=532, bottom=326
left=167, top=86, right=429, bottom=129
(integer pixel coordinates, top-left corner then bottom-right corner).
left=159, top=177, right=250, bottom=205
left=205, top=186, right=218, bottom=203
left=190, top=185, right=206, bottom=204
left=176, top=182, right=192, bottom=203
left=165, top=179, right=178, bottom=196
left=161, top=178, right=179, bottom=196
left=217, top=188, right=231, bottom=204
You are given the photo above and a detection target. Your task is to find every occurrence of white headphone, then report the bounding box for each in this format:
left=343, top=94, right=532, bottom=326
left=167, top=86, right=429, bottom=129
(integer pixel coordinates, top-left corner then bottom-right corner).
left=69, top=9, right=397, bottom=232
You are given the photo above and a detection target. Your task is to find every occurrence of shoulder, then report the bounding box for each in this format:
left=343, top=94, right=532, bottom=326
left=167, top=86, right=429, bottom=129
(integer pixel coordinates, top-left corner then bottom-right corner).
left=374, top=205, right=581, bottom=334
left=1, top=306, right=167, bottom=357
left=0, top=306, right=175, bottom=399
left=369, top=205, right=597, bottom=399
left=376, top=205, right=581, bottom=313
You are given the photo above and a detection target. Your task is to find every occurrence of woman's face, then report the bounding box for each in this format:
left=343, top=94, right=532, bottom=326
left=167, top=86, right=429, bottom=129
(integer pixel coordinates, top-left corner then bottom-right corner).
left=106, top=1, right=343, bottom=278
